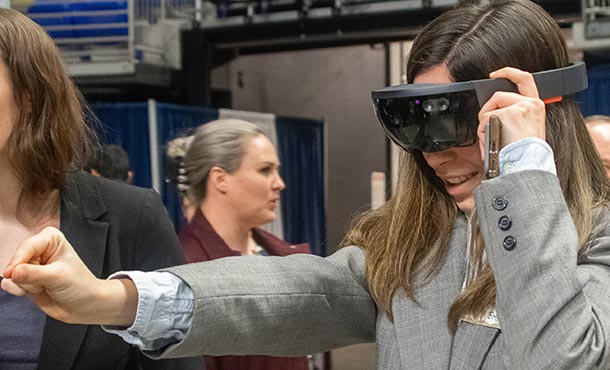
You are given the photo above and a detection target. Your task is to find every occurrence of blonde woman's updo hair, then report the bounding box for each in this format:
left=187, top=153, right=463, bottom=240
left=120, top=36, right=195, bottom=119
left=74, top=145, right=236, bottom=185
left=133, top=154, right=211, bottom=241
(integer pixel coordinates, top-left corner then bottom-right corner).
left=166, top=135, right=194, bottom=195
left=166, top=119, right=266, bottom=206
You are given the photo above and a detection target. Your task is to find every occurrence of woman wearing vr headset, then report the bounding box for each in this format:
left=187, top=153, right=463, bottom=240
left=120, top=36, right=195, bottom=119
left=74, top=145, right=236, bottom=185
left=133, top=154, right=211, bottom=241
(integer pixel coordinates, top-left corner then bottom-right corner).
left=2, top=0, right=610, bottom=369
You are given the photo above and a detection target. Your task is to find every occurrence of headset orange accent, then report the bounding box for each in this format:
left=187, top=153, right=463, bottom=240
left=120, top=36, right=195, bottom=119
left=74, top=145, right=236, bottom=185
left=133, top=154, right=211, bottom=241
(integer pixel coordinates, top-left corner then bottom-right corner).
left=543, top=96, right=563, bottom=104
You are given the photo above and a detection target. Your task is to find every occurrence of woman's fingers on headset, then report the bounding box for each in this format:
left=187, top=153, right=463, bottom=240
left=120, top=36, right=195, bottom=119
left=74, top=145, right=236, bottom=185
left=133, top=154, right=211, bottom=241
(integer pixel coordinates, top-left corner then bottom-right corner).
left=477, top=68, right=546, bottom=148
left=479, top=94, right=546, bottom=138
left=489, top=67, right=540, bottom=98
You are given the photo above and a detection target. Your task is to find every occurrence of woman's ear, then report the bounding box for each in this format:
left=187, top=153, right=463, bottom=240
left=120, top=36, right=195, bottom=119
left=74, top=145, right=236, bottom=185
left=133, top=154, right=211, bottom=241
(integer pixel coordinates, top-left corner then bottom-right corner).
left=208, top=166, right=228, bottom=194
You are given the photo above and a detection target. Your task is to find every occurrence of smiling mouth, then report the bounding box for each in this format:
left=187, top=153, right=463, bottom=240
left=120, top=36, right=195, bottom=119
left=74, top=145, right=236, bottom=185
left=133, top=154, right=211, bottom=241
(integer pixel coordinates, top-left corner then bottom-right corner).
left=443, top=172, right=478, bottom=186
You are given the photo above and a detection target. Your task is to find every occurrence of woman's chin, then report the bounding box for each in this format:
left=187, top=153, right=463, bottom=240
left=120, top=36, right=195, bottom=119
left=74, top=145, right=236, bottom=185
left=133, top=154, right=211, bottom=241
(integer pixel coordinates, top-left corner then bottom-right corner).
left=455, top=196, right=475, bottom=213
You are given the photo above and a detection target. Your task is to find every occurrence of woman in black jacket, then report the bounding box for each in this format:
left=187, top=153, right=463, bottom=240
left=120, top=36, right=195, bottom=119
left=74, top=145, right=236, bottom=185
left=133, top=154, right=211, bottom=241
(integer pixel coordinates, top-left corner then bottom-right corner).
left=0, top=8, right=202, bottom=370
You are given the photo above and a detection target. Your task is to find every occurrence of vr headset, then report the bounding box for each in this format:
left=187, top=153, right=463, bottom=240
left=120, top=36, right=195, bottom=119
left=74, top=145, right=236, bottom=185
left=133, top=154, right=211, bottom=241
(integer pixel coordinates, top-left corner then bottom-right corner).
left=372, top=62, right=588, bottom=153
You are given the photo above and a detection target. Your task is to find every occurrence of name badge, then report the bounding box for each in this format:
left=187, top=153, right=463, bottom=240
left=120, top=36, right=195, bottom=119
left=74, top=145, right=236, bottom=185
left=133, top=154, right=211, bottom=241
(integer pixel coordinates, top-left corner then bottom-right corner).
left=460, top=309, right=500, bottom=329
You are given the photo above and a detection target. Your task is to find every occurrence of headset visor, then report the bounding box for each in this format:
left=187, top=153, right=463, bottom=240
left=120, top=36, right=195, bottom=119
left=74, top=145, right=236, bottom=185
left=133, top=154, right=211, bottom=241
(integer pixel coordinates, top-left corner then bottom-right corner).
left=371, top=62, right=588, bottom=153
left=373, top=90, right=480, bottom=153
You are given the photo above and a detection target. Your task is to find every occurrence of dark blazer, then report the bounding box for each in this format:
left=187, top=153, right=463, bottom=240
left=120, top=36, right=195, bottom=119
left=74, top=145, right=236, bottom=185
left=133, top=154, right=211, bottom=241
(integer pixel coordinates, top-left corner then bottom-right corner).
left=36, top=171, right=202, bottom=370
left=179, top=208, right=310, bottom=370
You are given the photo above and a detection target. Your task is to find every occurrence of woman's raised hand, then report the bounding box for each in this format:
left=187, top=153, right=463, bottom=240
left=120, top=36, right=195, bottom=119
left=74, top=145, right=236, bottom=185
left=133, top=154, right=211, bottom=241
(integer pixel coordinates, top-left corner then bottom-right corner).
left=1, top=227, right=138, bottom=326
left=477, top=67, right=547, bottom=160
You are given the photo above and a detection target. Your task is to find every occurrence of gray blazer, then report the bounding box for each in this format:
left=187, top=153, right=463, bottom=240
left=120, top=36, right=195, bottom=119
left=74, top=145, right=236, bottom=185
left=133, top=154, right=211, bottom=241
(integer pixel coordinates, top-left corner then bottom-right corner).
left=159, top=171, right=610, bottom=369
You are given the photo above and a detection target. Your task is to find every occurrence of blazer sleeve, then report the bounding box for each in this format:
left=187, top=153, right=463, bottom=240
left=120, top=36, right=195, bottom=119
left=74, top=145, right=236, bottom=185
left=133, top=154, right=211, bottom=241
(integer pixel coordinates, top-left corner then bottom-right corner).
left=156, top=246, right=377, bottom=359
left=130, top=189, right=203, bottom=370
left=475, top=170, right=610, bottom=370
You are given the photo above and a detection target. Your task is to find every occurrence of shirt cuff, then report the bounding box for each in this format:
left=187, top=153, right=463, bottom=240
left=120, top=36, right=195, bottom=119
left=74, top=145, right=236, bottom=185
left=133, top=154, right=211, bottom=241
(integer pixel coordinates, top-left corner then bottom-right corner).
left=102, top=270, right=194, bottom=351
left=499, top=137, right=557, bottom=176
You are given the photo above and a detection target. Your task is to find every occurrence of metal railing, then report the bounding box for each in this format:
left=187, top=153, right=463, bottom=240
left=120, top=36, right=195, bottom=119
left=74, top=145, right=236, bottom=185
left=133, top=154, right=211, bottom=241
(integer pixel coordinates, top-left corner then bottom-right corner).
left=26, top=0, right=135, bottom=75
left=583, top=0, right=610, bottom=39
left=25, top=0, right=193, bottom=76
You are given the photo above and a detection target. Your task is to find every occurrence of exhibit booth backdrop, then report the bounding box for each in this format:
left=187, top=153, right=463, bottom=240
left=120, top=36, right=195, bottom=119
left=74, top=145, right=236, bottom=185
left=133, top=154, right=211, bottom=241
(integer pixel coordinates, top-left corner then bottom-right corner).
left=92, top=101, right=327, bottom=256
left=579, top=64, right=610, bottom=117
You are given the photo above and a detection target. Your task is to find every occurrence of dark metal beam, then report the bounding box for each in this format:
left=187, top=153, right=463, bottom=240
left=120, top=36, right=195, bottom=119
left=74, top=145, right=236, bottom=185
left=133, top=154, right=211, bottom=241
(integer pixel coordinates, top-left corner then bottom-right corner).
left=185, top=0, right=581, bottom=55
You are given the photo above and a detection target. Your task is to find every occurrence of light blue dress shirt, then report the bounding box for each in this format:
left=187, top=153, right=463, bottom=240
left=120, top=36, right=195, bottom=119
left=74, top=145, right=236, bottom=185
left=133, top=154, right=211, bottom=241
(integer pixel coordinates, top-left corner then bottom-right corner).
left=104, top=137, right=557, bottom=352
left=104, top=270, right=193, bottom=351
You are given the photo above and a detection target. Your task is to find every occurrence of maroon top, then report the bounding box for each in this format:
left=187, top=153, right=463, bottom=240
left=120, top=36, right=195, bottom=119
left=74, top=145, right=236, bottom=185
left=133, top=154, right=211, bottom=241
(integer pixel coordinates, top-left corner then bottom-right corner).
left=179, top=208, right=310, bottom=370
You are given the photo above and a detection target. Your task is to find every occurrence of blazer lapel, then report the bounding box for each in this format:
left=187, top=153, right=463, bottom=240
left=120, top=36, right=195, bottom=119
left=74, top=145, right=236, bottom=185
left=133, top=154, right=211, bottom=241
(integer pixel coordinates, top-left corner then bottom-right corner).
left=393, top=216, right=468, bottom=370
left=37, top=172, right=109, bottom=370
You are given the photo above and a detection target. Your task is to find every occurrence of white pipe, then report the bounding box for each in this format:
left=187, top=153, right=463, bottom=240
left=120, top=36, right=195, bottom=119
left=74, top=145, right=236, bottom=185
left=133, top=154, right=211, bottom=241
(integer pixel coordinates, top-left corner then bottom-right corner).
left=147, top=99, right=162, bottom=193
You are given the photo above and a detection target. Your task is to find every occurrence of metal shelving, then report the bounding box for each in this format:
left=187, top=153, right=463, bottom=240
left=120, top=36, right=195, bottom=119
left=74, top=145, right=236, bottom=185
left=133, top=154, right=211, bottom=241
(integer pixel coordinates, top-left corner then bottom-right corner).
left=27, top=0, right=135, bottom=76
left=573, top=0, right=610, bottom=50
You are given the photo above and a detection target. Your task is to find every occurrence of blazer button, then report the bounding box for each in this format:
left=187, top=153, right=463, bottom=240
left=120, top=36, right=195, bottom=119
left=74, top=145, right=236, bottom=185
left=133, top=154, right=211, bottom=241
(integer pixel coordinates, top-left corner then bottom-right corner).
left=503, top=235, right=517, bottom=250
left=498, top=215, right=512, bottom=231
left=492, top=196, right=508, bottom=211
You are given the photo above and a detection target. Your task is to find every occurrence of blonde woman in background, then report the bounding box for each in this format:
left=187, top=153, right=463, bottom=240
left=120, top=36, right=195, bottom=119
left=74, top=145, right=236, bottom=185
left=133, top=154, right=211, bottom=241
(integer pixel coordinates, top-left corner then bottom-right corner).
left=165, top=120, right=313, bottom=370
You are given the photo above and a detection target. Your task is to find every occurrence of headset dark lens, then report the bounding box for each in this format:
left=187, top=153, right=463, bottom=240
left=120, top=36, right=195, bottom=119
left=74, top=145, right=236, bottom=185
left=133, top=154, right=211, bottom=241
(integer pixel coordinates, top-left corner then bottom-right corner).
left=373, top=90, right=479, bottom=152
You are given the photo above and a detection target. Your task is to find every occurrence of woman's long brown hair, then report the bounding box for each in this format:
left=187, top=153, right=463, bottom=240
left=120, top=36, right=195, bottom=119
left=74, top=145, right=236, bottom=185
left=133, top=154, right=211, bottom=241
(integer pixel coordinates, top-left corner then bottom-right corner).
left=0, top=9, right=95, bottom=222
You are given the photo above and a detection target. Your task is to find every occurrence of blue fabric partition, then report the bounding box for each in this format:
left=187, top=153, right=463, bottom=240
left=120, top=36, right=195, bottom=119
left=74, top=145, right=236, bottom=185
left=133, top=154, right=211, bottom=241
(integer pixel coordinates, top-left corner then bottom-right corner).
left=579, top=64, right=610, bottom=117
left=92, top=103, right=153, bottom=188
left=276, top=116, right=326, bottom=256
left=90, top=102, right=326, bottom=256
